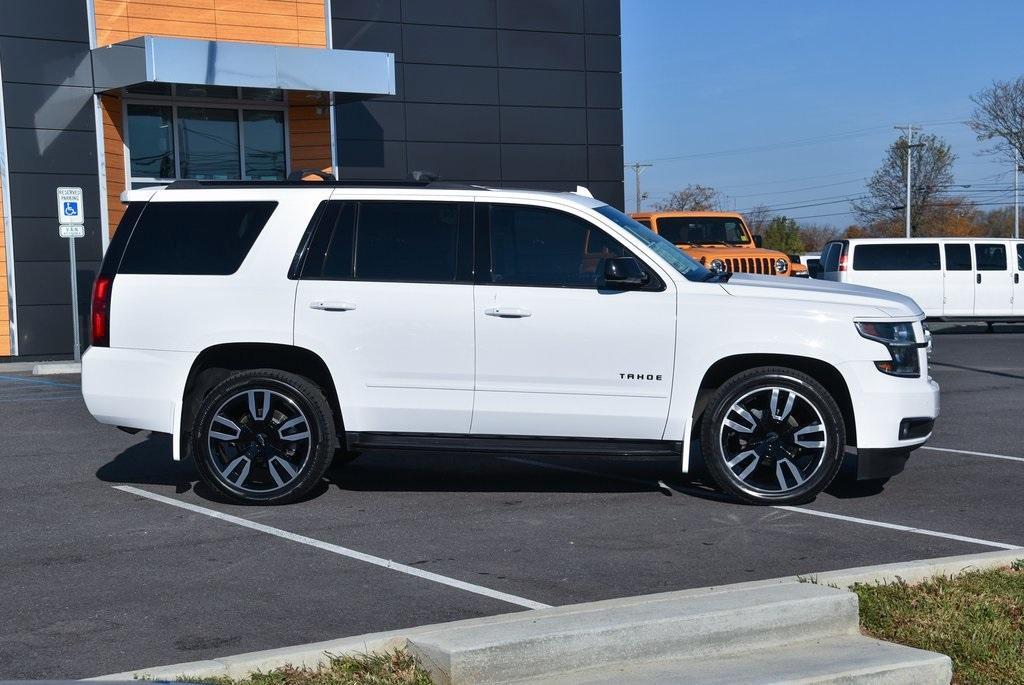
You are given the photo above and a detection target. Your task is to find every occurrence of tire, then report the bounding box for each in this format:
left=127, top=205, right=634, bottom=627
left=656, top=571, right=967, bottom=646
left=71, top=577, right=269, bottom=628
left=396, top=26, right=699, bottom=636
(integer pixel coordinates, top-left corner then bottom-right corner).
left=191, top=369, right=336, bottom=504
left=700, top=366, right=845, bottom=505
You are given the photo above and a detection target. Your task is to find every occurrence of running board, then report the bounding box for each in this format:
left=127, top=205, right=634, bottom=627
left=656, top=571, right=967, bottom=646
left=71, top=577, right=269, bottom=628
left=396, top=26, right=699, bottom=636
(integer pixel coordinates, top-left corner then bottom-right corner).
left=348, top=432, right=683, bottom=457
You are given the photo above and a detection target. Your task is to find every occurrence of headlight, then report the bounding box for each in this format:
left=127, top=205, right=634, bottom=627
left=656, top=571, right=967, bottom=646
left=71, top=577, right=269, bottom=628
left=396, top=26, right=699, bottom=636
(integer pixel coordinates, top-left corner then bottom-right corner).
left=774, top=258, right=789, bottom=274
left=709, top=258, right=726, bottom=273
left=855, top=321, right=922, bottom=378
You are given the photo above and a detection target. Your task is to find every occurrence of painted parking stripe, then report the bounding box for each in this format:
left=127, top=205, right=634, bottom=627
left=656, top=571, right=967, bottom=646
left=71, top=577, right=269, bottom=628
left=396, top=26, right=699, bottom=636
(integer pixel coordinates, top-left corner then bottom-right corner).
left=113, top=485, right=551, bottom=610
left=773, top=506, right=1022, bottom=550
left=0, top=374, right=80, bottom=389
left=0, top=394, right=81, bottom=404
left=921, top=446, right=1024, bottom=464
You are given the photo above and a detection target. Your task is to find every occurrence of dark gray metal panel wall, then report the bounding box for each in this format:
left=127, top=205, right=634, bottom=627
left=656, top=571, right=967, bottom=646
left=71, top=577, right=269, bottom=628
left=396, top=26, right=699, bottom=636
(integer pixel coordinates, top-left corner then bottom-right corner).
left=332, top=0, right=624, bottom=209
left=0, top=0, right=100, bottom=357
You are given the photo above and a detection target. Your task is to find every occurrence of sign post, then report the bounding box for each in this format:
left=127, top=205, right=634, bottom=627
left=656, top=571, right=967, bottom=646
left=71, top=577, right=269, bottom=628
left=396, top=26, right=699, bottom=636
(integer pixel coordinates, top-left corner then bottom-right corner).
left=57, top=187, right=85, bottom=362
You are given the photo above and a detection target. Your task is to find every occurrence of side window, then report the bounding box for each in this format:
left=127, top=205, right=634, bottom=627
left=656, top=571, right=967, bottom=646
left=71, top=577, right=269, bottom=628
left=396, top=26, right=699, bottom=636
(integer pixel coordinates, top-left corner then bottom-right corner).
left=944, top=243, right=972, bottom=271
left=118, top=201, right=277, bottom=275
left=975, top=243, right=1007, bottom=271
left=1018, top=244, right=1024, bottom=271
left=488, top=205, right=628, bottom=287
left=303, top=201, right=463, bottom=282
left=852, top=243, right=940, bottom=271
left=636, top=218, right=652, bottom=230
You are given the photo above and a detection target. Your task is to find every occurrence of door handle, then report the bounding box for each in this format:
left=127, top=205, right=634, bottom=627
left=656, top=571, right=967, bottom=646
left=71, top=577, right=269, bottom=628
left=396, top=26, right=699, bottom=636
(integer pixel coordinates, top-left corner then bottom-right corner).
left=1015, top=273, right=1020, bottom=284
left=977, top=274, right=982, bottom=284
left=309, top=301, right=357, bottom=312
left=484, top=306, right=532, bottom=318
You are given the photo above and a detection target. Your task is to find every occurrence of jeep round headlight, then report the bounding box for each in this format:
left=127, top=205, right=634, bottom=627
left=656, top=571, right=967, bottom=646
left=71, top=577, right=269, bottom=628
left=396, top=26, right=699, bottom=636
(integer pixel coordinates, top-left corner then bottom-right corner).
left=775, top=258, right=789, bottom=274
left=709, top=258, right=726, bottom=273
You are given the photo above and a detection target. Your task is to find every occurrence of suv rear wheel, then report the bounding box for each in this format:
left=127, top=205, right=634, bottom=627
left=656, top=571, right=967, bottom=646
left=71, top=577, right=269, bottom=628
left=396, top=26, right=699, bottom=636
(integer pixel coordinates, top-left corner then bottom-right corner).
left=191, top=369, right=336, bottom=504
left=700, top=367, right=845, bottom=505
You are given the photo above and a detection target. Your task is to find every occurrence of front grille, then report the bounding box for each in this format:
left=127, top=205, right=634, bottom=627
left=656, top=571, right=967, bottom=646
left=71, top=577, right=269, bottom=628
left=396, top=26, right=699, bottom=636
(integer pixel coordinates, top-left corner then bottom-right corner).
left=724, top=257, right=776, bottom=275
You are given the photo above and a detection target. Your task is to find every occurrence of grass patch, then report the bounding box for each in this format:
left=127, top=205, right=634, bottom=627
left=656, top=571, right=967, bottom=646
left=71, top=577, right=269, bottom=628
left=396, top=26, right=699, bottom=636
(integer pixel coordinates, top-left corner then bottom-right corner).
left=854, top=566, right=1024, bottom=685
left=177, top=650, right=432, bottom=685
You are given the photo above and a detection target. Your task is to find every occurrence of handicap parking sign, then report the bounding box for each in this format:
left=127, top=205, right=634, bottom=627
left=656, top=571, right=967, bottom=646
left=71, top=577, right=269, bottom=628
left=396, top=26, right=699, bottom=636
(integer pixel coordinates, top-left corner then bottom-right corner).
left=57, top=187, right=84, bottom=225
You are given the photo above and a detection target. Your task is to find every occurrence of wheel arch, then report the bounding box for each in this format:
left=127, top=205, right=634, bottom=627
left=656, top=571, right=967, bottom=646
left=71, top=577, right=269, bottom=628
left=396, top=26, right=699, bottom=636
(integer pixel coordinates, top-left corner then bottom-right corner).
left=181, top=343, right=344, bottom=457
left=694, top=353, right=857, bottom=446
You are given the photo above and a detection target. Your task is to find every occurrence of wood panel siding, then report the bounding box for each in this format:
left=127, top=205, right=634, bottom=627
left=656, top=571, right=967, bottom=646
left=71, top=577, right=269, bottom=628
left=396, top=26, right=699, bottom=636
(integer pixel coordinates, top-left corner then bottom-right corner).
left=288, top=92, right=333, bottom=177
left=95, top=0, right=326, bottom=48
left=100, top=94, right=127, bottom=238
left=0, top=174, right=10, bottom=356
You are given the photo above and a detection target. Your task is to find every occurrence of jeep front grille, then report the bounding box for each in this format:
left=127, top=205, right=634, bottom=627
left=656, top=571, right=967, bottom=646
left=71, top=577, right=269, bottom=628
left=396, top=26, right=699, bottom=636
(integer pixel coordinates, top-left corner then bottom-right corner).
left=724, top=257, right=777, bottom=275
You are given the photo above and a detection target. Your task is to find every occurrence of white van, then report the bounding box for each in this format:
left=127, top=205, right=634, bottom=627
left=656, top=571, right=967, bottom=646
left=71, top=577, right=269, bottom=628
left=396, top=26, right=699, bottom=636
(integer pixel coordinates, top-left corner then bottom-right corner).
left=819, top=238, right=1024, bottom=321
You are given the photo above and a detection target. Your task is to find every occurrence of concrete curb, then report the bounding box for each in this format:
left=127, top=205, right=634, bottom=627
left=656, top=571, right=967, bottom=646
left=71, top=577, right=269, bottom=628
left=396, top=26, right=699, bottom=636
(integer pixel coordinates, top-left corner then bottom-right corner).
left=33, top=362, right=81, bottom=375
left=90, top=547, right=1023, bottom=681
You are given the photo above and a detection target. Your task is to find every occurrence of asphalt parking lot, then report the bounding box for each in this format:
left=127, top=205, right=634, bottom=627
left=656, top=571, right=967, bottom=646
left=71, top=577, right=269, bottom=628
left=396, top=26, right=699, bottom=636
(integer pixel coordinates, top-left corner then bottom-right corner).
left=2, top=325, right=1023, bottom=679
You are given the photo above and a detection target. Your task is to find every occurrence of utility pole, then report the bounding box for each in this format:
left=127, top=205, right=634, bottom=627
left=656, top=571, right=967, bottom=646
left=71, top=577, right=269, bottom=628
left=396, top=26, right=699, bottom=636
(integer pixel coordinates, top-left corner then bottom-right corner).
left=625, top=162, right=652, bottom=213
left=895, top=124, right=922, bottom=238
left=1015, top=148, right=1021, bottom=239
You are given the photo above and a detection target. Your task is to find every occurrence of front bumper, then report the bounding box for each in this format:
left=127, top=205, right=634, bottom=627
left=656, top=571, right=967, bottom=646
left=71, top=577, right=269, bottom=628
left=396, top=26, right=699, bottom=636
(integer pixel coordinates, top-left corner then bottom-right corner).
left=839, top=360, right=940, bottom=451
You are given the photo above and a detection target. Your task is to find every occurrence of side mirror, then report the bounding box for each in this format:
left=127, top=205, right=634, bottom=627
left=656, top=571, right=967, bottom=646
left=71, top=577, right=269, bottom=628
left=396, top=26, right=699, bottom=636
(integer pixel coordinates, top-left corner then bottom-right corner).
left=753, top=235, right=763, bottom=248
left=603, top=257, right=648, bottom=289
left=808, top=261, right=823, bottom=279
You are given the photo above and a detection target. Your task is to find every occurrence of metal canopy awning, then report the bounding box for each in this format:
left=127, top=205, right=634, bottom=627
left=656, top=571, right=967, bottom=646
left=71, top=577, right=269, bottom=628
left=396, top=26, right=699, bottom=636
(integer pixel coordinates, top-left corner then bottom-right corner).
left=91, top=36, right=396, bottom=96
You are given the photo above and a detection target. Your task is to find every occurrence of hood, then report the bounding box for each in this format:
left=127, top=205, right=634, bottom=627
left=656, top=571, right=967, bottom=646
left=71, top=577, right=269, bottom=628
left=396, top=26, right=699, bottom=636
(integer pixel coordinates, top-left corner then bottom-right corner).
left=719, top=273, right=923, bottom=318
left=678, top=244, right=785, bottom=260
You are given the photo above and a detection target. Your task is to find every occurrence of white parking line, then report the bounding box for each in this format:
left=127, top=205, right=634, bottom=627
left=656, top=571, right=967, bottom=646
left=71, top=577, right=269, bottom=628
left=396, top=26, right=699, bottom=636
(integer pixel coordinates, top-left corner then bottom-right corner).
left=113, top=485, right=551, bottom=610
left=773, top=506, right=1022, bottom=550
left=921, top=446, right=1024, bottom=464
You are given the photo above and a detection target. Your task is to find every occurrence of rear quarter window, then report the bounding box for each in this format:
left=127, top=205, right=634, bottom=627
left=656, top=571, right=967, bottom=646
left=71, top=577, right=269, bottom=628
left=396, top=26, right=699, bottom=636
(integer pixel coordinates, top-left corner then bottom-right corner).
left=852, top=243, right=940, bottom=271
left=118, top=201, right=277, bottom=275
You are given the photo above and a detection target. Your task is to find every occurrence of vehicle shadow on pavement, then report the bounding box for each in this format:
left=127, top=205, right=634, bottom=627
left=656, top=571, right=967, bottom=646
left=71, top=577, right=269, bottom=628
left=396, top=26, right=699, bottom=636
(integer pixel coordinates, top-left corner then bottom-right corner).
left=95, top=435, right=885, bottom=505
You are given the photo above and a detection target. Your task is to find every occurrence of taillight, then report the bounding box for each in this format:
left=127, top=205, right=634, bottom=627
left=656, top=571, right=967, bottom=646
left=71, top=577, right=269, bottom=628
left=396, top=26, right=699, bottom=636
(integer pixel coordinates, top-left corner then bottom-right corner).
left=838, top=253, right=848, bottom=272
left=91, top=274, right=113, bottom=347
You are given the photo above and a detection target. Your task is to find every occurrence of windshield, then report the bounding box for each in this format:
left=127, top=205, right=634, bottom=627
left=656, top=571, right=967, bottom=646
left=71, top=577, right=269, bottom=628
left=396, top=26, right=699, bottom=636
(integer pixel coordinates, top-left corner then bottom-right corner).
left=655, top=217, right=750, bottom=245
left=595, top=205, right=711, bottom=282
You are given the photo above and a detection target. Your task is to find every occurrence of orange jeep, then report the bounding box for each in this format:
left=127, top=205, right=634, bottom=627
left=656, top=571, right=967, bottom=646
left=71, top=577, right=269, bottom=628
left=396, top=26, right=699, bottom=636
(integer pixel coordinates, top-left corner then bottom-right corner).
left=630, top=211, right=807, bottom=277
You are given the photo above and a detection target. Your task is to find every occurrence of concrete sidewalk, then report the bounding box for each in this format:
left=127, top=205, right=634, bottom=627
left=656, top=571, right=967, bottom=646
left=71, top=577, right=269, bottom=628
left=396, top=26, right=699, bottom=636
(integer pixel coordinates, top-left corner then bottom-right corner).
left=93, top=548, right=1022, bottom=683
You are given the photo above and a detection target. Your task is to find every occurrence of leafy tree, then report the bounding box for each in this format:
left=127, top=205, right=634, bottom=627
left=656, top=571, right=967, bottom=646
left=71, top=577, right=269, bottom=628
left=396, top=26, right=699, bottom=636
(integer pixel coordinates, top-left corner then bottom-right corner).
left=656, top=184, right=721, bottom=211
left=968, top=77, right=1024, bottom=161
left=797, top=223, right=839, bottom=252
left=852, top=133, right=956, bottom=235
left=762, top=216, right=805, bottom=254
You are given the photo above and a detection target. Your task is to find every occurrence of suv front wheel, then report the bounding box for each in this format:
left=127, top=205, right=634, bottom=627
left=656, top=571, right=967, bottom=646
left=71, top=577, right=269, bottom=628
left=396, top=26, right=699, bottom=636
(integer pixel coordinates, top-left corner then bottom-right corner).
left=700, top=367, right=845, bottom=505
left=191, top=369, right=336, bottom=504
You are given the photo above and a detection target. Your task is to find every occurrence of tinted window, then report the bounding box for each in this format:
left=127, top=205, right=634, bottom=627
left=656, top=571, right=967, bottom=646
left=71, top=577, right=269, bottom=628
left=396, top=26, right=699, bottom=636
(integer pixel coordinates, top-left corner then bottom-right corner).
left=975, top=243, right=1007, bottom=271
left=635, top=218, right=652, bottom=229
left=944, top=243, right=972, bottom=271
left=119, top=201, right=276, bottom=275
left=853, top=243, right=940, bottom=271
left=1018, top=244, right=1024, bottom=270
left=355, top=202, right=460, bottom=282
left=489, top=205, right=627, bottom=287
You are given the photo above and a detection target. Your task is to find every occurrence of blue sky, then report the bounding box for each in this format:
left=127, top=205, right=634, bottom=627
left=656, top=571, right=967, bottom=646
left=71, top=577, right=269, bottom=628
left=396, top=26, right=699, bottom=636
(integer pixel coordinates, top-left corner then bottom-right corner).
left=621, top=0, right=1024, bottom=226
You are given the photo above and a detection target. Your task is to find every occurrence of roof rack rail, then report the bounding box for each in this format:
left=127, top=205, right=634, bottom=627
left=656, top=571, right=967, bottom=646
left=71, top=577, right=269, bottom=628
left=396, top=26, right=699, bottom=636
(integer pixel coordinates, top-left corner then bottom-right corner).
left=163, top=179, right=488, bottom=190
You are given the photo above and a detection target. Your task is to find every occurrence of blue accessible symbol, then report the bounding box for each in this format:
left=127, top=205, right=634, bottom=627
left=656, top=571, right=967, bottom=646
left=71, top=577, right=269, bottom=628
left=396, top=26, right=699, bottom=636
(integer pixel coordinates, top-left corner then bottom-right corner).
left=63, top=201, right=79, bottom=217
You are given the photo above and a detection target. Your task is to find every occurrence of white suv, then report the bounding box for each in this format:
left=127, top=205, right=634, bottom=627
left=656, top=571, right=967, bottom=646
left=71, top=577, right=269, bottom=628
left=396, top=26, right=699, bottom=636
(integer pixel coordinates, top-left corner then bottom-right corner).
left=83, top=181, right=939, bottom=505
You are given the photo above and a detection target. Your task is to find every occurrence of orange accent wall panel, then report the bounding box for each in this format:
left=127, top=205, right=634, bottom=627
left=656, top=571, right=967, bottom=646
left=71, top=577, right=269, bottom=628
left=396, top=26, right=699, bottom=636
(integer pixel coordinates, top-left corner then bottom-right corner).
left=0, top=174, right=11, bottom=357
left=101, top=95, right=128, bottom=237
left=95, top=0, right=327, bottom=49
left=288, top=92, right=333, bottom=176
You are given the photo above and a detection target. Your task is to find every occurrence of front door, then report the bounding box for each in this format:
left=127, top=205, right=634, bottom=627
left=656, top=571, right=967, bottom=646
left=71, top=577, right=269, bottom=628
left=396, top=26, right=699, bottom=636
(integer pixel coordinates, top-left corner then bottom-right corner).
left=973, top=242, right=1013, bottom=317
left=942, top=242, right=975, bottom=317
left=472, top=202, right=677, bottom=439
left=294, top=198, right=476, bottom=434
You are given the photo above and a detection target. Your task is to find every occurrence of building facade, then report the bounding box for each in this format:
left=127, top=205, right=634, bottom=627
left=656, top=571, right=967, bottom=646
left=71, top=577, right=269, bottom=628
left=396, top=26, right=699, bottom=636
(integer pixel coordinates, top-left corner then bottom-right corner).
left=0, top=0, right=623, bottom=360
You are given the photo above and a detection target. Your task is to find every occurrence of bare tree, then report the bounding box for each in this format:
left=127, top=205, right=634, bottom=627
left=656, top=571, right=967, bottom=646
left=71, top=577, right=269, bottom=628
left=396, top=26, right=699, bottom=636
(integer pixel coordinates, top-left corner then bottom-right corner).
left=655, top=184, right=721, bottom=211
left=968, top=77, right=1024, bottom=161
left=852, top=133, right=956, bottom=235
left=744, top=204, right=773, bottom=237
left=797, top=223, right=839, bottom=252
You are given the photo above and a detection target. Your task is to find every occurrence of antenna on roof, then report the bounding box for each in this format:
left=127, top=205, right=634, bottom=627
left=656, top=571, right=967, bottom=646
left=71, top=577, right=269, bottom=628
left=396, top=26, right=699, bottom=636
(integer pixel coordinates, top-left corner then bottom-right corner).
left=411, top=170, right=439, bottom=182
left=574, top=185, right=594, bottom=198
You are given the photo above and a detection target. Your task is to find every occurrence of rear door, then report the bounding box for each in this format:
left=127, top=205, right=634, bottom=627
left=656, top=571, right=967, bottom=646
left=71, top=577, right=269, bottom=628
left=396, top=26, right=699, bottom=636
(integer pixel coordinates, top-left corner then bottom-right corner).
left=471, top=201, right=677, bottom=439
left=942, top=242, right=975, bottom=317
left=848, top=242, right=942, bottom=315
left=294, top=197, right=475, bottom=434
left=1014, top=243, right=1024, bottom=316
left=973, top=242, right=1013, bottom=317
